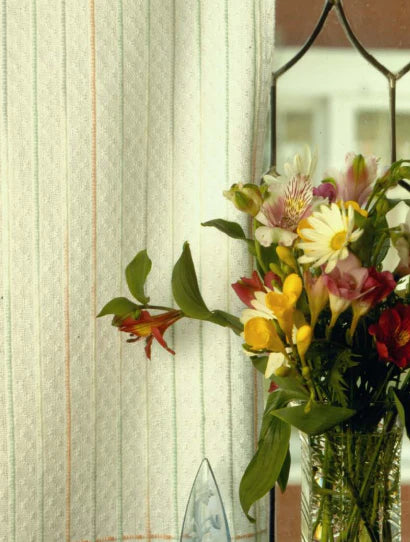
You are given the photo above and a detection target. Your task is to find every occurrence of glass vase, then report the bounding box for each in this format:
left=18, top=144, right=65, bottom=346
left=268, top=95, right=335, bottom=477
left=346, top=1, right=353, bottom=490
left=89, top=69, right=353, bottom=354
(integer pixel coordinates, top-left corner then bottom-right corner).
left=300, top=420, right=403, bottom=542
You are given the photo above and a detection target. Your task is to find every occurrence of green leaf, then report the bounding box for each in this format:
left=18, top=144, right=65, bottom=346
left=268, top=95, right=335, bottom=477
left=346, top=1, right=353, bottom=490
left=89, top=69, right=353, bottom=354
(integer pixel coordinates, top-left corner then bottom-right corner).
left=201, top=218, right=247, bottom=240
left=277, top=447, right=291, bottom=493
left=272, top=404, right=355, bottom=435
left=350, top=214, right=380, bottom=267
left=259, top=390, right=294, bottom=440
left=393, top=389, right=410, bottom=438
left=327, top=350, right=358, bottom=407
left=206, top=310, right=243, bottom=334
left=251, top=355, right=268, bottom=375
left=239, top=414, right=291, bottom=521
left=125, top=250, right=152, bottom=304
left=172, top=242, right=212, bottom=320
left=270, top=373, right=310, bottom=400
left=97, top=297, right=139, bottom=318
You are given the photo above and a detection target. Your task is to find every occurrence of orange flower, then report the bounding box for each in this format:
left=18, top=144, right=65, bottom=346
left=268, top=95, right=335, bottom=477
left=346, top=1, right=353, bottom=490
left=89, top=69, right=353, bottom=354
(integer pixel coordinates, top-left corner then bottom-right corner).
left=119, top=309, right=183, bottom=359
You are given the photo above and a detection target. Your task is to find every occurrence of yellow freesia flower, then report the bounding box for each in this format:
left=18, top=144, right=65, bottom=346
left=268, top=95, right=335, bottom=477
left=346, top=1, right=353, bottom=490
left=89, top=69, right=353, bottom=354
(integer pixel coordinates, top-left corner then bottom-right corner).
left=283, top=273, right=303, bottom=300
left=296, top=325, right=313, bottom=361
left=244, top=317, right=286, bottom=353
left=276, top=246, right=298, bottom=272
left=265, top=273, right=302, bottom=339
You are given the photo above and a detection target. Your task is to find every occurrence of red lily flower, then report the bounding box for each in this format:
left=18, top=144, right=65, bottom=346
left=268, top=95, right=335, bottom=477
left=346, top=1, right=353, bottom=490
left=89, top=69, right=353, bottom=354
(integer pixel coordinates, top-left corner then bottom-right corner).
left=368, top=304, right=410, bottom=369
left=119, top=309, right=183, bottom=359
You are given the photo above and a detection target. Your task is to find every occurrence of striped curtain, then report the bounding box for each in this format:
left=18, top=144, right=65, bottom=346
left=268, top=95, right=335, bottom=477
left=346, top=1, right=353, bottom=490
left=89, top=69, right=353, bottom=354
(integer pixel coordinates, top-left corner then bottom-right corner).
left=0, top=1, right=275, bottom=541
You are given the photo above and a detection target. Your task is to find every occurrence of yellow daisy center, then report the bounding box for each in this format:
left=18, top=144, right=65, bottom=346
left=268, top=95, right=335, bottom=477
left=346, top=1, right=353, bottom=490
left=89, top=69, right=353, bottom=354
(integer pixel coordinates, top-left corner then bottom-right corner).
left=330, top=230, right=347, bottom=251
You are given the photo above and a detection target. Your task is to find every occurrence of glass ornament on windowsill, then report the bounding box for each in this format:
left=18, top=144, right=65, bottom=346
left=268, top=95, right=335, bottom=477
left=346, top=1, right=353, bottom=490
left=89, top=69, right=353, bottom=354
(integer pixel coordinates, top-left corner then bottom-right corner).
left=180, top=458, right=231, bottom=542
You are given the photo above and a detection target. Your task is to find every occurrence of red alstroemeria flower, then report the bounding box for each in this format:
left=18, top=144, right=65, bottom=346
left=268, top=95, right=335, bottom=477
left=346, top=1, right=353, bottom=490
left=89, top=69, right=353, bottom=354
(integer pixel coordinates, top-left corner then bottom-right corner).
left=368, top=304, right=410, bottom=369
left=119, top=309, right=183, bottom=359
left=268, top=381, right=278, bottom=393
left=350, top=268, right=396, bottom=335
left=232, top=270, right=279, bottom=308
left=360, top=268, right=396, bottom=307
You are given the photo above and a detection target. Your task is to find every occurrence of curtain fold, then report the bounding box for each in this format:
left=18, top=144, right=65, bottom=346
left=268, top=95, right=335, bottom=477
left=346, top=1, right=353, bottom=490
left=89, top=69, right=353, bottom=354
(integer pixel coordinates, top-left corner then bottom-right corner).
left=0, top=1, right=275, bottom=540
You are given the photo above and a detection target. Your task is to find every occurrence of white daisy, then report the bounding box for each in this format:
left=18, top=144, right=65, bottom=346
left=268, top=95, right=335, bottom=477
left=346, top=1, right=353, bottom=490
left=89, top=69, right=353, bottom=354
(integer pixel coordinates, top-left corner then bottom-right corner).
left=297, top=203, right=363, bottom=273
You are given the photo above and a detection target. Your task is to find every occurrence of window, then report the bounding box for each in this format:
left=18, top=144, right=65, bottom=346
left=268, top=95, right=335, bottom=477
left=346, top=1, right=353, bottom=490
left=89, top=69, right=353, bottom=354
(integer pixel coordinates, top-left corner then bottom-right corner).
left=272, top=2, right=410, bottom=539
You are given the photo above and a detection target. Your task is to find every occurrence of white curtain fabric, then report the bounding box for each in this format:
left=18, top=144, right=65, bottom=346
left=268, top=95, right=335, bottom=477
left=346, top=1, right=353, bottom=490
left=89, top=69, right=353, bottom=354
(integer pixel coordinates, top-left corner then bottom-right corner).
left=0, top=1, right=275, bottom=541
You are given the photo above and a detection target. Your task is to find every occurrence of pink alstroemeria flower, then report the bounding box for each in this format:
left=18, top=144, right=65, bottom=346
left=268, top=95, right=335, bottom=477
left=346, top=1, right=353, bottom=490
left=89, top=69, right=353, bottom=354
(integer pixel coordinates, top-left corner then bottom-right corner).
left=303, top=270, right=329, bottom=329
left=232, top=270, right=278, bottom=308
left=313, top=182, right=337, bottom=203
left=322, top=253, right=369, bottom=327
left=255, top=176, right=313, bottom=247
left=331, top=153, right=378, bottom=207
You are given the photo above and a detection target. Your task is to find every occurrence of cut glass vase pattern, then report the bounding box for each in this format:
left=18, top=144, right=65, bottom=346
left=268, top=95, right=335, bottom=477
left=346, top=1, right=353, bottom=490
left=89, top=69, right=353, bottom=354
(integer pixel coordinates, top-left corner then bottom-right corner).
left=180, top=458, right=231, bottom=542
left=300, top=424, right=402, bottom=542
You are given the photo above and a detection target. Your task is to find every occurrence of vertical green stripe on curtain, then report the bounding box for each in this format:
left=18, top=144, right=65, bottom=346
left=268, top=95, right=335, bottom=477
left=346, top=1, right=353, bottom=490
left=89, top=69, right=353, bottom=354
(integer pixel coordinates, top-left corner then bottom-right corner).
left=146, top=0, right=176, bottom=534
left=144, top=0, right=151, bottom=518
left=1, top=1, right=16, bottom=541
left=251, top=0, right=260, bottom=182
left=171, top=0, right=179, bottom=535
left=224, top=0, right=235, bottom=535
left=196, top=0, right=206, bottom=463
left=89, top=0, right=98, bottom=540
left=117, top=0, right=124, bottom=539
left=144, top=0, right=151, bottom=538
left=31, top=1, right=45, bottom=540
left=120, top=0, right=150, bottom=537
left=144, top=0, right=150, bottom=250
left=60, top=2, right=72, bottom=541
left=250, top=1, right=259, bottom=531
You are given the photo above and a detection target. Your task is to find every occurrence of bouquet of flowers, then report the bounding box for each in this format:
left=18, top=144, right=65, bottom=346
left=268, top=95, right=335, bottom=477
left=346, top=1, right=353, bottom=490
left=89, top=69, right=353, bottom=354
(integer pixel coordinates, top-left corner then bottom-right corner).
left=99, top=148, right=410, bottom=541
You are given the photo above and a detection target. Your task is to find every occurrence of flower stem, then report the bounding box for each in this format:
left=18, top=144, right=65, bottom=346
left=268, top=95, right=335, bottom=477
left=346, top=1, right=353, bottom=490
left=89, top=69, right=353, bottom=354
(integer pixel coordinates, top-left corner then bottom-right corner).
left=254, top=239, right=268, bottom=274
left=346, top=412, right=397, bottom=541
left=372, top=365, right=395, bottom=404
left=138, top=304, right=176, bottom=312
left=400, top=370, right=410, bottom=392
left=371, top=232, right=387, bottom=266
left=321, top=437, right=333, bottom=541
left=326, top=435, right=379, bottom=542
